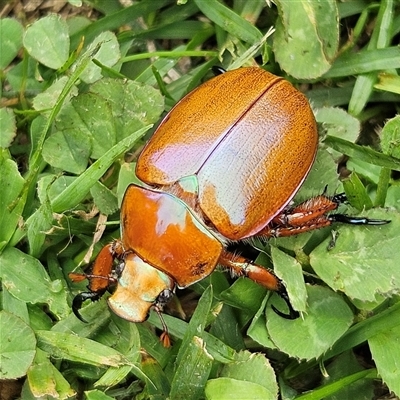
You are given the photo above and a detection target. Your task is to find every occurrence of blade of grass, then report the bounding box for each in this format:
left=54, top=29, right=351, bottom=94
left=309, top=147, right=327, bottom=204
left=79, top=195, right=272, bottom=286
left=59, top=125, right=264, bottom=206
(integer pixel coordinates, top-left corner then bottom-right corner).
left=70, top=0, right=173, bottom=49
left=12, top=42, right=101, bottom=217
left=294, top=369, right=377, bottom=400
left=324, top=135, right=400, bottom=171
left=323, top=46, right=400, bottom=78
left=51, top=125, right=152, bottom=212
left=194, top=0, right=262, bottom=44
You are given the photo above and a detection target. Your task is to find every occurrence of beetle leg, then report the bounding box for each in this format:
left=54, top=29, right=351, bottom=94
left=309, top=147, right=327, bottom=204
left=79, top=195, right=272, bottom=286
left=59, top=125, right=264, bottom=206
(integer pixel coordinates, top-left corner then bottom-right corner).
left=218, top=251, right=299, bottom=319
left=154, top=289, right=174, bottom=347
left=258, top=193, right=390, bottom=238
left=329, top=213, right=390, bottom=225
left=72, top=290, right=107, bottom=322
left=69, top=241, right=124, bottom=321
left=211, top=66, right=226, bottom=76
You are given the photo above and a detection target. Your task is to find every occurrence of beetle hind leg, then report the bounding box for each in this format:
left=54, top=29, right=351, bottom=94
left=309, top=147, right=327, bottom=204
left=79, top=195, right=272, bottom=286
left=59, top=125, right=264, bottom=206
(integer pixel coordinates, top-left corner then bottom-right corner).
left=218, top=250, right=299, bottom=319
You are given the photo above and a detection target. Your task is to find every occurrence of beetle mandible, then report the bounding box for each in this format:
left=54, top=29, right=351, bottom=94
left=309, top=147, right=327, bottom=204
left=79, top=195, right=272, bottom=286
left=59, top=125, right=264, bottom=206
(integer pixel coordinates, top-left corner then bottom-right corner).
left=70, top=67, right=389, bottom=343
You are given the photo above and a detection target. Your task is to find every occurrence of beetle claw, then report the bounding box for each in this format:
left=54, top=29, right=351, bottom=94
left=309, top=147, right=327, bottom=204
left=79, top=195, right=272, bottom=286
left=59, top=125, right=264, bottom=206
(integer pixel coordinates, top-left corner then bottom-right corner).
left=272, top=290, right=299, bottom=320
left=72, top=291, right=104, bottom=323
left=211, top=65, right=226, bottom=76
left=330, top=214, right=390, bottom=226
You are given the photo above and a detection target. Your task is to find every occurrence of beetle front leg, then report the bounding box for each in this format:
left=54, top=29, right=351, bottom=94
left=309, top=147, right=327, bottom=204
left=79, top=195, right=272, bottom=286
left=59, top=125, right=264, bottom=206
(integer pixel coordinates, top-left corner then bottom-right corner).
left=69, top=240, right=124, bottom=321
left=218, top=251, right=299, bottom=319
left=71, top=291, right=106, bottom=322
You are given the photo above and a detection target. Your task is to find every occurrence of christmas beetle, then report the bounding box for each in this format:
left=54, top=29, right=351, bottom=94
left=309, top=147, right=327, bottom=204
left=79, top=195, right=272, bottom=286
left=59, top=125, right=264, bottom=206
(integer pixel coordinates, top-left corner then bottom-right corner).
left=70, top=67, right=389, bottom=343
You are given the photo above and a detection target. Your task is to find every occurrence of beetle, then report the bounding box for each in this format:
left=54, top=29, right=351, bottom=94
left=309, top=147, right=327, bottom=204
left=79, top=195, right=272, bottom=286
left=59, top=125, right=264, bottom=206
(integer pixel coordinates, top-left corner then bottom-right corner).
left=70, top=67, right=389, bottom=343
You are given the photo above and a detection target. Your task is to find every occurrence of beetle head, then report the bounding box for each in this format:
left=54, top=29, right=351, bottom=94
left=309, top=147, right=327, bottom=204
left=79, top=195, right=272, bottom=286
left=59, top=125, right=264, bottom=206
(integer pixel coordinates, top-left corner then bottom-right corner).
left=108, top=252, right=175, bottom=322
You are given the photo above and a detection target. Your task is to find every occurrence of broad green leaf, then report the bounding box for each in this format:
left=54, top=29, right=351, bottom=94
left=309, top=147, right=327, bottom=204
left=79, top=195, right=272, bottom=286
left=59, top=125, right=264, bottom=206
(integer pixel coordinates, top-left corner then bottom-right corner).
left=209, top=304, right=245, bottom=351
left=85, top=390, right=115, bottom=400
left=68, top=0, right=82, bottom=6
left=89, top=78, right=164, bottom=143
left=342, top=172, right=374, bottom=211
left=80, top=31, right=120, bottom=84
left=36, top=331, right=129, bottom=367
left=169, top=336, right=214, bottom=400
left=117, top=162, right=142, bottom=205
left=247, top=295, right=275, bottom=349
left=32, top=76, right=78, bottom=112
left=267, top=285, right=353, bottom=360
left=23, top=14, right=70, bottom=69
left=310, top=209, right=399, bottom=303
left=51, top=299, right=111, bottom=338
left=0, top=18, right=23, bottom=69
left=90, top=181, right=118, bottom=215
left=50, top=125, right=152, bottom=213
left=220, top=278, right=267, bottom=314
left=369, top=324, right=400, bottom=397
left=170, top=286, right=213, bottom=399
left=37, top=175, right=76, bottom=205
left=27, top=349, right=76, bottom=399
left=295, top=148, right=340, bottom=202
left=320, top=302, right=400, bottom=363
left=6, top=56, right=45, bottom=93
left=147, top=312, right=237, bottom=365
left=220, top=351, right=278, bottom=399
left=376, top=116, right=400, bottom=207
left=2, top=287, right=29, bottom=324
left=314, top=107, right=360, bottom=143
left=271, top=245, right=307, bottom=313
left=386, top=186, right=400, bottom=210
left=42, top=129, right=92, bottom=174
left=194, top=0, right=262, bottom=44
left=0, top=155, right=25, bottom=251
left=26, top=199, right=53, bottom=257
left=0, top=247, right=69, bottom=318
left=0, top=311, right=36, bottom=379
left=273, top=0, right=338, bottom=78
left=27, top=305, right=53, bottom=331
left=49, top=79, right=163, bottom=169
left=205, top=378, right=275, bottom=400
left=55, top=92, right=114, bottom=160
left=346, top=158, right=382, bottom=185
left=0, top=108, right=17, bottom=148
left=380, top=115, right=400, bottom=159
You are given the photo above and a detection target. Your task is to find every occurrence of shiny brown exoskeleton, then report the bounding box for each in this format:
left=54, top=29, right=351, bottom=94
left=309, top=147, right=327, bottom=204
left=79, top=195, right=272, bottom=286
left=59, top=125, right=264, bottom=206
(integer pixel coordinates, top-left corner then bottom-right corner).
left=70, top=67, right=389, bottom=344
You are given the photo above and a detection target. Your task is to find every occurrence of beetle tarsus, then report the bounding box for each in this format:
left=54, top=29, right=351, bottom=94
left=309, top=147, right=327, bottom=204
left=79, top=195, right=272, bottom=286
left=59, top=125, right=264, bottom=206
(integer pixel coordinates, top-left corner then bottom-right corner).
left=154, top=304, right=171, bottom=348
left=329, top=214, right=390, bottom=225
left=211, top=66, right=226, bottom=76
left=331, top=192, right=347, bottom=204
left=72, top=291, right=105, bottom=323
left=272, top=288, right=300, bottom=320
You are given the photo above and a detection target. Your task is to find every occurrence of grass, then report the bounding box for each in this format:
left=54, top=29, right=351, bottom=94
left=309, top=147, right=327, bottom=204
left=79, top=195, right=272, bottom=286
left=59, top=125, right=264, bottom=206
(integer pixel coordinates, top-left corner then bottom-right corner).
left=1, top=0, right=400, bottom=399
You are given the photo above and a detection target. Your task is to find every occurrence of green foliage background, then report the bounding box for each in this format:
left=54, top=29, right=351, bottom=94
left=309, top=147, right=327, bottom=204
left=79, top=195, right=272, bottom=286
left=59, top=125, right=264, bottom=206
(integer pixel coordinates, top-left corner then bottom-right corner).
left=1, top=1, right=400, bottom=399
